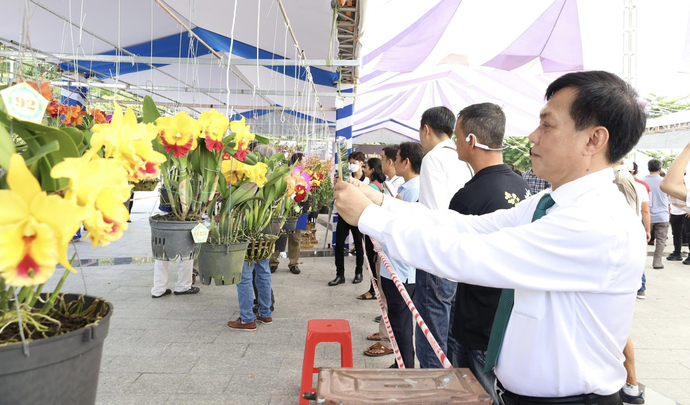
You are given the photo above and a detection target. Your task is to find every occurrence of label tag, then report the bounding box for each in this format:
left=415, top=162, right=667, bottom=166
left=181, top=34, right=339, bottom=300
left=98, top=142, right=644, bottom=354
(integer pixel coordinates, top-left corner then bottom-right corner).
left=191, top=223, right=209, bottom=243
left=0, top=82, right=49, bottom=124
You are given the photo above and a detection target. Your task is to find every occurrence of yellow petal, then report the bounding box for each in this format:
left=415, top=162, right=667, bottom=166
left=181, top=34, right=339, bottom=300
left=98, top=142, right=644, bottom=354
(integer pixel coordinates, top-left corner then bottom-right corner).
left=7, top=154, right=41, bottom=207
left=0, top=190, right=30, bottom=226
left=0, top=221, right=59, bottom=287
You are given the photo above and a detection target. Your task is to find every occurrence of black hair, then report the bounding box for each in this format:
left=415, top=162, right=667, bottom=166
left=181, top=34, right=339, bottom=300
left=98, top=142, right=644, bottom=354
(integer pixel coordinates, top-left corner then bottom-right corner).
left=290, top=152, right=304, bottom=166
left=648, top=158, right=662, bottom=173
left=349, top=151, right=366, bottom=162
left=420, top=106, right=455, bottom=138
left=365, top=157, right=386, bottom=183
left=398, top=142, right=424, bottom=174
left=457, top=103, right=506, bottom=149
left=382, top=145, right=399, bottom=161
left=545, top=71, right=646, bottom=163
left=632, top=161, right=639, bottom=175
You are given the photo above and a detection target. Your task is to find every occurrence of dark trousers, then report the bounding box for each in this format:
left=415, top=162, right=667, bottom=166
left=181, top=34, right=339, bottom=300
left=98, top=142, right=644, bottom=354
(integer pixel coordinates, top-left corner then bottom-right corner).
left=382, top=277, right=415, bottom=368
left=365, top=236, right=377, bottom=294
left=334, top=217, right=364, bottom=278
left=670, top=214, right=685, bottom=254
left=684, top=215, right=690, bottom=248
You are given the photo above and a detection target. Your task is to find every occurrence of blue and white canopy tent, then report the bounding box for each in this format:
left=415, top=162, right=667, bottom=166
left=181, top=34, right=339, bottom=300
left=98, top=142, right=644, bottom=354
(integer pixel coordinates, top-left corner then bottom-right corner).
left=1, top=0, right=689, bottom=154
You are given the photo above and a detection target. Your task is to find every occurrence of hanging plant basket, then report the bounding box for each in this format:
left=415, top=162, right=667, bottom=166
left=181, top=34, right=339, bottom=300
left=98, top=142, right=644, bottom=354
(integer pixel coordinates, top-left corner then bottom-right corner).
left=0, top=294, right=113, bottom=405
left=282, top=217, right=298, bottom=233
left=246, top=234, right=279, bottom=263
left=197, top=241, right=249, bottom=286
left=149, top=216, right=201, bottom=261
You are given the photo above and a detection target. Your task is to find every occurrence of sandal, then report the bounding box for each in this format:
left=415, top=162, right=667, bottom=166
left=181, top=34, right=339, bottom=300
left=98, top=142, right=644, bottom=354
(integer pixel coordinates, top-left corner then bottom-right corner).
left=357, top=292, right=376, bottom=300
left=366, top=332, right=381, bottom=341
left=363, top=342, right=393, bottom=357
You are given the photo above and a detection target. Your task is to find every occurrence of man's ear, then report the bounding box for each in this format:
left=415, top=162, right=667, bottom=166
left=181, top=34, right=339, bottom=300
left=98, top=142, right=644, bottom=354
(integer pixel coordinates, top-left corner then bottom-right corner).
left=584, top=126, right=609, bottom=157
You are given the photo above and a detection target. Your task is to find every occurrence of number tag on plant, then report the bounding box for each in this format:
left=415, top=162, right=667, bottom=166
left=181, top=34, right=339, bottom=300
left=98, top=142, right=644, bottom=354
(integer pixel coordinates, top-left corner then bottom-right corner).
left=191, top=223, right=209, bottom=243
left=0, top=82, right=50, bottom=124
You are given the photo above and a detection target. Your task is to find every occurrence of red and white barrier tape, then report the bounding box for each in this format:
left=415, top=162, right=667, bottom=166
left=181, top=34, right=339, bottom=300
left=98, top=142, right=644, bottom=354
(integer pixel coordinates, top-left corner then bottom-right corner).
left=361, top=239, right=405, bottom=369
left=369, top=238, right=453, bottom=369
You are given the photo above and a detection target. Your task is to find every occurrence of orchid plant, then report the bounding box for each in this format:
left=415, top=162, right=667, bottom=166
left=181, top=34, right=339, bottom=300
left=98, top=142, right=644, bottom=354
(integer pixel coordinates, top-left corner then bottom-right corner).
left=0, top=87, right=166, bottom=345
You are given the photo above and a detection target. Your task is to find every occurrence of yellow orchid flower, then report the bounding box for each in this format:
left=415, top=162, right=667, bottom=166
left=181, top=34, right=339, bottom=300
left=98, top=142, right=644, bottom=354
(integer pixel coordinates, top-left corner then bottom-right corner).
left=198, top=110, right=229, bottom=152
left=91, top=102, right=167, bottom=182
left=245, top=162, right=268, bottom=188
left=221, top=157, right=248, bottom=185
left=0, top=155, right=89, bottom=286
left=230, top=117, right=255, bottom=146
left=51, top=155, right=132, bottom=247
left=155, top=112, right=203, bottom=158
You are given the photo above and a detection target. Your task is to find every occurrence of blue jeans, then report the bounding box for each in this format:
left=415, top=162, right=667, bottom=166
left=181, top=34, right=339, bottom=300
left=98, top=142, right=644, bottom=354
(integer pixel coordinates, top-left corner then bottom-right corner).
left=451, top=345, right=499, bottom=405
left=640, top=272, right=646, bottom=292
left=413, top=269, right=457, bottom=368
left=237, top=259, right=272, bottom=323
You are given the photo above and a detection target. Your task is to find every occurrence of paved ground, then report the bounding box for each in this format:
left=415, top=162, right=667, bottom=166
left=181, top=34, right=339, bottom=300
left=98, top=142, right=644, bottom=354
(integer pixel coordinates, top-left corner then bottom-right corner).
left=50, top=191, right=688, bottom=404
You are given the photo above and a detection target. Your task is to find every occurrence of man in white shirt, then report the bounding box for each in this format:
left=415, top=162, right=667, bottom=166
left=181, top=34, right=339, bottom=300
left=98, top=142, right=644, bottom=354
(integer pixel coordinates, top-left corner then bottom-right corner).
left=415, top=106, right=472, bottom=368
left=334, top=71, right=646, bottom=404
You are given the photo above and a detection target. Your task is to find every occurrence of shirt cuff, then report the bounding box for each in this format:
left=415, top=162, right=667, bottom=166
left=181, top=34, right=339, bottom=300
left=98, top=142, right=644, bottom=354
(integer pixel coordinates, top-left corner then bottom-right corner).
left=359, top=204, right=393, bottom=241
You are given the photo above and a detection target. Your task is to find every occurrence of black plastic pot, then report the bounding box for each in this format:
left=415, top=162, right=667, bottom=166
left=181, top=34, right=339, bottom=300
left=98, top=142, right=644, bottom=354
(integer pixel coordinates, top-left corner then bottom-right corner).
left=261, top=216, right=284, bottom=236
left=149, top=217, right=201, bottom=261
left=319, top=205, right=330, bottom=214
left=282, top=218, right=298, bottom=233
left=274, top=234, right=289, bottom=252
left=0, top=294, right=113, bottom=405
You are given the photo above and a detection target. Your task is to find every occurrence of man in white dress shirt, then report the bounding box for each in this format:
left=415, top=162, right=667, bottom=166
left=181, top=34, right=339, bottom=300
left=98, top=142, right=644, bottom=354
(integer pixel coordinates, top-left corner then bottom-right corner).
left=334, top=71, right=646, bottom=404
left=415, top=106, right=472, bottom=368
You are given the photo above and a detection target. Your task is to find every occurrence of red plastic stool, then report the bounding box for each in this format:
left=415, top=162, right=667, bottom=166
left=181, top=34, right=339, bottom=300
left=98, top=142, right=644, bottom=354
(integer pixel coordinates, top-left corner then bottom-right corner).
left=299, top=319, right=353, bottom=404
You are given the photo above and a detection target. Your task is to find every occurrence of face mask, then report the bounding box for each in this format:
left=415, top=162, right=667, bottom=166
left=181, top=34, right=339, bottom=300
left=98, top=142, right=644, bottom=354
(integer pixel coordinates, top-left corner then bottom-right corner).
left=350, top=163, right=361, bottom=172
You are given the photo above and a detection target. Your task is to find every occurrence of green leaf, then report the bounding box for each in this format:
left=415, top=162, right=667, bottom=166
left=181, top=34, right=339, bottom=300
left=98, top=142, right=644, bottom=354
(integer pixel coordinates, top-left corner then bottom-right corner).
left=24, top=140, right=59, bottom=166
left=61, top=127, right=85, bottom=149
left=0, top=122, right=15, bottom=170
left=142, top=96, right=161, bottom=124
left=255, top=134, right=269, bottom=144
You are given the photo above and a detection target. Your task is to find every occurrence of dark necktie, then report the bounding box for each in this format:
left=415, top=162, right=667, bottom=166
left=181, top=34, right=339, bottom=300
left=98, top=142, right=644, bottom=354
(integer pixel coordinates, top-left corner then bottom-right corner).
left=484, top=193, right=556, bottom=373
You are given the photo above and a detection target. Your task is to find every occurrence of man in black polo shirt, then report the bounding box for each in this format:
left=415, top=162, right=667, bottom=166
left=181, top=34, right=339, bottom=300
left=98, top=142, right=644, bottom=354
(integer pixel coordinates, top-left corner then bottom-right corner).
left=448, top=103, right=530, bottom=403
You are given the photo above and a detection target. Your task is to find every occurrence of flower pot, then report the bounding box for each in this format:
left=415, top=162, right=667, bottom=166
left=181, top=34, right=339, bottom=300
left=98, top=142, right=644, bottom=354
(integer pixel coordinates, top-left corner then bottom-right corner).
left=0, top=294, right=113, bottom=405
left=149, top=217, right=201, bottom=261
left=308, top=211, right=319, bottom=221
left=319, top=205, right=330, bottom=214
left=261, top=216, right=284, bottom=236
left=274, top=234, right=289, bottom=252
left=282, top=217, right=298, bottom=233
left=197, top=242, right=249, bottom=286
left=246, top=235, right=279, bottom=263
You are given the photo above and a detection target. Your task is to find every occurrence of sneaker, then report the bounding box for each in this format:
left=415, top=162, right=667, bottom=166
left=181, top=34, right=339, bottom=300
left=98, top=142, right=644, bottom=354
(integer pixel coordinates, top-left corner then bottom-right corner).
left=637, top=290, right=645, bottom=300
left=666, top=253, right=682, bottom=261
left=289, top=265, right=301, bottom=274
left=374, top=315, right=382, bottom=323
left=227, top=317, right=257, bottom=331
left=619, top=385, right=644, bottom=404
left=174, top=286, right=200, bottom=295
left=254, top=313, right=273, bottom=324
left=684, top=257, right=690, bottom=265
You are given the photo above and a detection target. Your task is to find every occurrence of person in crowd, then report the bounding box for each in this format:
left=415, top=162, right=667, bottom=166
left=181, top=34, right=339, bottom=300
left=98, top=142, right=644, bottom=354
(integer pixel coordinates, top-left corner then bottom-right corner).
left=330, top=151, right=367, bottom=286
left=363, top=145, right=404, bottom=356
left=668, top=197, right=686, bottom=262
left=447, top=102, right=529, bottom=403
left=415, top=106, right=472, bottom=368
left=523, top=152, right=552, bottom=195
left=335, top=70, right=646, bottom=404
left=358, top=157, right=386, bottom=300
left=372, top=142, right=422, bottom=368
left=661, top=142, right=690, bottom=264
left=270, top=152, right=306, bottom=275
left=151, top=178, right=199, bottom=298
left=228, top=143, right=278, bottom=331
left=644, top=159, right=669, bottom=269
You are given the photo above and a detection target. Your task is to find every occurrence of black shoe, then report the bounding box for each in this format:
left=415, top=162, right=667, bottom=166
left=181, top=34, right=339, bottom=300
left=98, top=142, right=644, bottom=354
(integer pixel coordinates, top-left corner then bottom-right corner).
left=328, top=276, right=346, bottom=286
left=152, top=289, right=172, bottom=298
left=289, top=265, right=301, bottom=274
left=270, top=265, right=277, bottom=273
left=684, top=257, right=690, bottom=265
left=388, top=363, right=398, bottom=368
left=352, top=273, right=363, bottom=284
left=667, top=253, right=682, bottom=261
left=174, top=286, right=200, bottom=295
left=374, top=315, right=381, bottom=323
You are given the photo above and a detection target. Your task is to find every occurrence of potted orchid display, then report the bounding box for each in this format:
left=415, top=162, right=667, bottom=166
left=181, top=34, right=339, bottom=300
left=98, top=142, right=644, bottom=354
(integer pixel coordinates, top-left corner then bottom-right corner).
left=0, top=83, right=166, bottom=404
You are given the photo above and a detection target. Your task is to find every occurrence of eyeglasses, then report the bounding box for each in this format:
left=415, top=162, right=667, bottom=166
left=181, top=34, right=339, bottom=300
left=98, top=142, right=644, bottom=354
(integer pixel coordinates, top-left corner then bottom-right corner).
left=464, top=133, right=504, bottom=151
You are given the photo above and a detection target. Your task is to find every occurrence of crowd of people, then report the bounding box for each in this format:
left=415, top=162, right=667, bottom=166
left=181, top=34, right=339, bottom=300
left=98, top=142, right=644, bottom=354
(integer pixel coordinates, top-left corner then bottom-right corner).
left=146, top=70, right=690, bottom=405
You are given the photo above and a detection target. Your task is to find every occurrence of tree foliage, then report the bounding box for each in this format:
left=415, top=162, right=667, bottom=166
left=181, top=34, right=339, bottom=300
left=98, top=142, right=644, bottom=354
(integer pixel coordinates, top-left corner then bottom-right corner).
left=644, top=94, right=690, bottom=118
left=502, top=136, right=532, bottom=173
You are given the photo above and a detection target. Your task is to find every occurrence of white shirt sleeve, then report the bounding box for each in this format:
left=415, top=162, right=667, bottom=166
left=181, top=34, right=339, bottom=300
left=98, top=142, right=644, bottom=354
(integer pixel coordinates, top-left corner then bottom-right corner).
left=359, top=194, right=645, bottom=293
